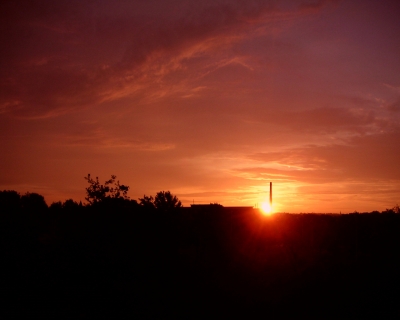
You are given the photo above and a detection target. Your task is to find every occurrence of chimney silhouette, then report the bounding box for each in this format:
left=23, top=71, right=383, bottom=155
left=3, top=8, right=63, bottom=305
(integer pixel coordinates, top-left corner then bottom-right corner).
left=269, top=182, right=272, bottom=207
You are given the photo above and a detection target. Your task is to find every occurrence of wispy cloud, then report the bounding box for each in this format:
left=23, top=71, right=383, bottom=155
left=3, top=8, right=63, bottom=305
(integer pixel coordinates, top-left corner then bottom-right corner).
left=0, top=0, right=335, bottom=119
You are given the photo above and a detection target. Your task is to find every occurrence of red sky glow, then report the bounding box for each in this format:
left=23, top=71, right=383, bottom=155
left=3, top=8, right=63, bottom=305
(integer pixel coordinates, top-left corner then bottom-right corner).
left=1, top=0, right=399, bottom=212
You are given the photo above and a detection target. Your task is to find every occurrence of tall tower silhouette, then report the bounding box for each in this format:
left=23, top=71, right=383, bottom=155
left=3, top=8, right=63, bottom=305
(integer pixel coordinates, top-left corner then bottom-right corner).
left=269, top=182, right=272, bottom=207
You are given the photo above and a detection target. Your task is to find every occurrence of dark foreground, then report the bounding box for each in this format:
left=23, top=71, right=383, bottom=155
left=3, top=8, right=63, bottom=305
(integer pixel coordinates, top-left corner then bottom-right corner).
left=2, top=207, right=400, bottom=318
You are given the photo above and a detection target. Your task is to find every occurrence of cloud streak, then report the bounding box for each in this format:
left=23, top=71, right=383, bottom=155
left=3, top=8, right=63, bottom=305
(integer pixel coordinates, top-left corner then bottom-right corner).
left=0, top=0, right=337, bottom=118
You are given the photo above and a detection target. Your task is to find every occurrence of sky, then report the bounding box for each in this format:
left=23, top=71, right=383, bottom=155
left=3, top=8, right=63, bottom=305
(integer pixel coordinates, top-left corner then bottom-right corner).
left=1, top=0, right=399, bottom=212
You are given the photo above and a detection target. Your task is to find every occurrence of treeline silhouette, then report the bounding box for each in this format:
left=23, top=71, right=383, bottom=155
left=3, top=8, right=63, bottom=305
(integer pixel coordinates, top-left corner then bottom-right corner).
left=1, top=176, right=400, bottom=318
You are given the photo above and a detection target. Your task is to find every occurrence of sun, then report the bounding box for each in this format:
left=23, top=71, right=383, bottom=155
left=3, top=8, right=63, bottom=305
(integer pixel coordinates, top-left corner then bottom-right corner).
left=261, top=202, right=273, bottom=215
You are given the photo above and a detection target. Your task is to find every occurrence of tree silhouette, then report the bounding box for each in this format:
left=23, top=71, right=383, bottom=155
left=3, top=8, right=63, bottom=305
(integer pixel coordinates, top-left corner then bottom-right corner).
left=138, top=191, right=181, bottom=211
left=84, top=174, right=129, bottom=205
left=0, top=190, right=21, bottom=212
left=20, top=192, right=48, bottom=212
left=138, top=195, right=155, bottom=209
left=154, top=191, right=182, bottom=211
left=62, top=199, right=81, bottom=210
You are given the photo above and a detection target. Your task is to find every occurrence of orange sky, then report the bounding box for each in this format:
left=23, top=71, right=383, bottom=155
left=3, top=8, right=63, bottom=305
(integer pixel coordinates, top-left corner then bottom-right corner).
left=1, top=0, right=399, bottom=212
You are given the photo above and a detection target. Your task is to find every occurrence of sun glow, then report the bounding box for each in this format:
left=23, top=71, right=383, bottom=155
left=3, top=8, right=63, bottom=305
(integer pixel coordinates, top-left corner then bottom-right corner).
left=261, top=202, right=273, bottom=215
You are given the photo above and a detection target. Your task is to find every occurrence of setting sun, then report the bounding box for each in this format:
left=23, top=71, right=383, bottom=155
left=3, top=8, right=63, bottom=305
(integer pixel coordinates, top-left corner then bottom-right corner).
left=261, top=202, right=273, bottom=215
